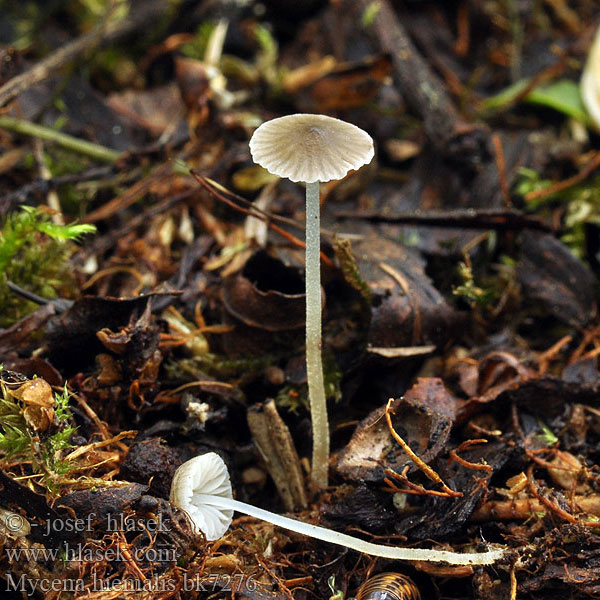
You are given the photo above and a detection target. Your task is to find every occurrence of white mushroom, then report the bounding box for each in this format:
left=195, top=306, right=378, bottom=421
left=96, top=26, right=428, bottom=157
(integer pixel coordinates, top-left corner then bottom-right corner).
left=581, top=26, right=600, bottom=132
left=249, top=114, right=374, bottom=489
left=170, top=452, right=234, bottom=540
left=170, top=452, right=505, bottom=565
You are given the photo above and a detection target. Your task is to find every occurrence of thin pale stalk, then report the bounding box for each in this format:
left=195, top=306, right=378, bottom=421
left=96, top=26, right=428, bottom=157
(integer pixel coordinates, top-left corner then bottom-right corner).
left=0, top=116, right=121, bottom=163
left=196, top=494, right=504, bottom=565
left=304, top=181, right=329, bottom=489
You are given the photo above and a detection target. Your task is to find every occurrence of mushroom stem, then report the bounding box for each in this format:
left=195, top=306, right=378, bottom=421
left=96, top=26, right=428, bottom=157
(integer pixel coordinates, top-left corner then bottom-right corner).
left=195, top=493, right=504, bottom=565
left=304, top=180, right=329, bottom=490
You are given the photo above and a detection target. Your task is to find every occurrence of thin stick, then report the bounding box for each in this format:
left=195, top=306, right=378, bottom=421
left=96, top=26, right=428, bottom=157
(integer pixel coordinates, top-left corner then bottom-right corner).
left=526, top=466, right=600, bottom=528
left=333, top=207, right=551, bottom=232
left=492, top=134, right=511, bottom=207
left=385, top=398, right=462, bottom=498
left=454, top=2, right=470, bottom=57
left=470, top=495, right=600, bottom=521
left=64, top=430, right=136, bottom=462
left=192, top=172, right=334, bottom=266
left=0, top=115, right=121, bottom=163
left=84, top=162, right=174, bottom=222
left=448, top=439, right=493, bottom=473
left=0, top=1, right=169, bottom=108
left=384, top=467, right=459, bottom=498
left=525, top=152, right=600, bottom=203
left=356, top=0, right=463, bottom=151
left=510, top=566, right=517, bottom=600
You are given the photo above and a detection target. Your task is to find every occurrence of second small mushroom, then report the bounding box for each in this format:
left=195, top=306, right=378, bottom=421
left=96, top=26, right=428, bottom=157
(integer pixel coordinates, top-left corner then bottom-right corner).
left=249, top=114, right=374, bottom=489
left=170, top=452, right=505, bottom=565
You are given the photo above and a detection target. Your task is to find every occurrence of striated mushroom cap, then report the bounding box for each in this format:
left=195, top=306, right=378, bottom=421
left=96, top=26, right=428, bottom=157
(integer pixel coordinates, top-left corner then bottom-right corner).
left=582, top=26, right=600, bottom=132
left=249, top=113, right=374, bottom=183
left=170, top=452, right=233, bottom=540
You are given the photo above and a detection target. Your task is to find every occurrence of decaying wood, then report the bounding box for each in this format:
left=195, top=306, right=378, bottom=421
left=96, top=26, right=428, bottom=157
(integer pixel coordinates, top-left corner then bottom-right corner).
left=247, top=399, right=308, bottom=511
left=355, top=0, right=488, bottom=161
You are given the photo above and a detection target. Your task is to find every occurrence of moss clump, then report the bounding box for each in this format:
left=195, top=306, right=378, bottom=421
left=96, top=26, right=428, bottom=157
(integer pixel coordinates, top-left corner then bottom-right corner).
left=0, top=206, right=95, bottom=327
left=0, top=373, right=77, bottom=495
left=276, top=351, right=342, bottom=413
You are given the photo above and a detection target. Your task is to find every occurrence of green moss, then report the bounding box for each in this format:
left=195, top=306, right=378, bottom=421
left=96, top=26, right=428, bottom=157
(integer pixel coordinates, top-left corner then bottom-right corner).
left=515, top=167, right=600, bottom=259
left=276, top=352, right=342, bottom=413
left=453, top=261, right=499, bottom=308
left=0, top=206, right=95, bottom=327
left=333, top=237, right=372, bottom=303
left=166, top=352, right=278, bottom=387
left=0, top=377, right=77, bottom=494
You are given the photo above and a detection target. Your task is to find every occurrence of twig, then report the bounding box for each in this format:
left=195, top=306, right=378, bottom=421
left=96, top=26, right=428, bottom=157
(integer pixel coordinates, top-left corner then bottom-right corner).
left=0, top=115, right=121, bottom=163
left=116, top=531, right=148, bottom=581
left=6, top=280, right=70, bottom=310
left=526, top=465, right=600, bottom=528
left=543, top=0, right=583, bottom=35
left=154, top=381, right=235, bottom=405
left=492, top=134, right=511, bottom=207
left=64, top=431, right=136, bottom=462
left=568, top=325, right=600, bottom=364
left=527, top=448, right=600, bottom=486
left=202, top=176, right=306, bottom=234
left=72, top=392, right=113, bottom=444
left=525, top=151, right=600, bottom=203
left=510, top=565, right=517, bottom=600
left=454, top=2, right=470, bottom=57
left=384, top=466, right=458, bottom=498
left=448, top=439, right=493, bottom=473
left=385, top=398, right=462, bottom=498
left=333, top=207, right=552, bottom=232
left=83, top=161, right=175, bottom=222
left=203, top=176, right=359, bottom=241
left=537, top=335, right=572, bottom=375
left=356, top=0, right=487, bottom=159
left=192, top=171, right=334, bottom=267
left=357, top=0, right=460, bottom=142
left=0, top=1, right=170, bottom=108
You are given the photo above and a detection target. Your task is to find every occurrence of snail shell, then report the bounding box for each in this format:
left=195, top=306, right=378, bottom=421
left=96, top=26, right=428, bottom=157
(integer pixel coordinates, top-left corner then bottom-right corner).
left=356, top=573, right=421, bottom=600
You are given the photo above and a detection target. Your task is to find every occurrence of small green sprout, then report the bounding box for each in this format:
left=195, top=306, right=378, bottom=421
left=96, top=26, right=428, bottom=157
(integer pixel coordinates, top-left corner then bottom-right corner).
left=328, top=576, right=344, bottom=600
left=453, top=261, right=497, bottom=308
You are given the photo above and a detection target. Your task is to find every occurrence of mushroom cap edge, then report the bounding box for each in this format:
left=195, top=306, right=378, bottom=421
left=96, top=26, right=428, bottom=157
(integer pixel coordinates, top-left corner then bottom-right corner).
left=169, top=452, right=234, bottom=541
left=249, top=113, right=374, bottom=183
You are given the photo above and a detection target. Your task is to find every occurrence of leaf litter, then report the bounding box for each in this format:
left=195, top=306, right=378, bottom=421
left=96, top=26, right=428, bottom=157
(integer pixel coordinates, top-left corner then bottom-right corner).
left=1, top=1, right=600, bottom=599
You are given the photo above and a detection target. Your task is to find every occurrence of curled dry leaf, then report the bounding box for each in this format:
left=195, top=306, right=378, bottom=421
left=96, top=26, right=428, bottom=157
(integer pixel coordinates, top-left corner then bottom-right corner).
left=12, top=378, right=55, bottom=432
left=518, top=231, right=597, bottom=327
left=221, top=251, right=307, bottom=332
left=333, top=378, right=456, bottom=483
left=547, top=451, right=589, bottom=493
